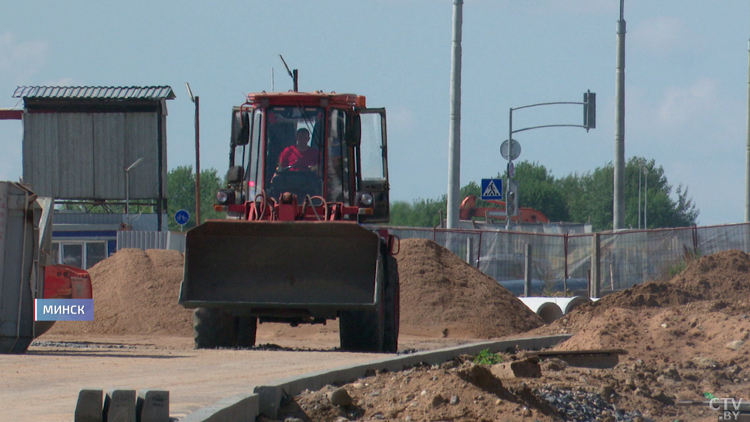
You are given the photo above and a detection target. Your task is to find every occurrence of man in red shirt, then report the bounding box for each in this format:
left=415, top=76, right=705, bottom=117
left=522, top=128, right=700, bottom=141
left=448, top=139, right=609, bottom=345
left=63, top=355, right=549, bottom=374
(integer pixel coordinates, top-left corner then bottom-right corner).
left=278, top=128, right=320, bottom=171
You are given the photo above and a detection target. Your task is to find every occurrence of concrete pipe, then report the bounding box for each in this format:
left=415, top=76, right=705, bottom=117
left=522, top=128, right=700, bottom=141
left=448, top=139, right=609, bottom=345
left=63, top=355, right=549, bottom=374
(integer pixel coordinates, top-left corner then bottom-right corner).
left=552, top=296, right=593, bottom=315
left=517, top=298, right=563, bottom=324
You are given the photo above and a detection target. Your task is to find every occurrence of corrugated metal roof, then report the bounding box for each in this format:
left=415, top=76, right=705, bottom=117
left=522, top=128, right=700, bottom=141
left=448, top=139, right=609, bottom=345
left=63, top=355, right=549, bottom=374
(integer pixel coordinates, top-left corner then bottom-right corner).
left=13, top=86, right=175, bottom=100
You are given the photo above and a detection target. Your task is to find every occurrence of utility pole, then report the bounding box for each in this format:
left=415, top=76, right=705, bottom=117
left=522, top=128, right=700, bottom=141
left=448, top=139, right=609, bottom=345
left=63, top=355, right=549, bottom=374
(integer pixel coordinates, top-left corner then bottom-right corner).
left=186, top=83, right=201, bottom=226
left=746, top=35, right=750, bottom=221
left=446, top=0, right=463, bottom=229
left=613, top=0, right=626, bottom=230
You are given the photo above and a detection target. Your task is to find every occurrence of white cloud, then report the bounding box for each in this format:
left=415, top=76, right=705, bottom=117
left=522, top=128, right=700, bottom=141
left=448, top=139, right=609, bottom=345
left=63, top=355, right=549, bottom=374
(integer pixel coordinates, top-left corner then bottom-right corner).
left=387, top=105, right=416, bottom=133
left=631, top=16, right=692, bottom=55
left=0, top=32, right=49, bottom=84
left=657, top=77, right=719, bottom=126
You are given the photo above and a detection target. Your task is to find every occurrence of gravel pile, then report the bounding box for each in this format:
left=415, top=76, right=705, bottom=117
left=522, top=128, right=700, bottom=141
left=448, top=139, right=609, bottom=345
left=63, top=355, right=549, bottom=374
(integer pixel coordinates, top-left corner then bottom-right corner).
left=535, top=386, right=654, bottom=422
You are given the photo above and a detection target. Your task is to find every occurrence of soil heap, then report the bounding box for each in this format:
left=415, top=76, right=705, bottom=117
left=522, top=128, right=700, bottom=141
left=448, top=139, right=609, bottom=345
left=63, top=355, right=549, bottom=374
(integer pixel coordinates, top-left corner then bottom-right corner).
left=46, top=238, right=544, bottom=340
left=396, top=238, right=544, bottom=338
left=540, top=249, right=750, bottom=364
left=47, top=248, right=193, bottom=337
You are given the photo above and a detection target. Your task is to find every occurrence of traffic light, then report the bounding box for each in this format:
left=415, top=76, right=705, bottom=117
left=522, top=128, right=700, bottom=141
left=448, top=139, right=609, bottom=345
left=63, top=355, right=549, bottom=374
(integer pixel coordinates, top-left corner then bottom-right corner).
left=583, top=90, right=596, bottom=131
left=506, top=179, right=519, bottom=217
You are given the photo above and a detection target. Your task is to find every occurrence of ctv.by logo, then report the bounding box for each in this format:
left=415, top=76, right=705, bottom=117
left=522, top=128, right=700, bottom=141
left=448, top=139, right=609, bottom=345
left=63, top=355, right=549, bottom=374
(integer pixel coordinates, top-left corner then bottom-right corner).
left=710, top=398, right=745, bottom=421
left=34, top=299, right=94, bottom=321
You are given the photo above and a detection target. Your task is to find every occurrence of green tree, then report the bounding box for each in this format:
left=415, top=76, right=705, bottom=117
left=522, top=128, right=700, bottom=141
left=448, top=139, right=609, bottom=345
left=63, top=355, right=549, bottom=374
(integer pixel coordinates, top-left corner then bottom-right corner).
left=504, top=161, right=570, bottom=222
left=558, top=157, right=698, bottom=231
left=167, top=165, right=225, bottom=230
left=389, top=157, right=697, bottom=231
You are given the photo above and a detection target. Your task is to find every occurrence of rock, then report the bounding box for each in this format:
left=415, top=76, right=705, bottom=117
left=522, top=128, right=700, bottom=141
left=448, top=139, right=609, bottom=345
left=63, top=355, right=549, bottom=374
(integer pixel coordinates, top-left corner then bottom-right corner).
left=327, top=388, right=353, bottom=407
left=440, top=360, right=458, bottom=370
left=284, top=418, right=304, bottom=422
left=449, top=395, right=459, bottom=405
left=726, top=340, right=744, bottom=350
left=333, top=418, right=349, bottom=422
left=521, top=406, right=532, bottom=416
left=542, top=358, right=568, bottom=372
left=634, top=386, right=651, bottom=398
left=693, top=356, right=720, bottom=369
left=490, top=357, right=541, bottom=379
left=430, top=394, right=446, bottom=408
left=651, top=389, right=675, bottom=405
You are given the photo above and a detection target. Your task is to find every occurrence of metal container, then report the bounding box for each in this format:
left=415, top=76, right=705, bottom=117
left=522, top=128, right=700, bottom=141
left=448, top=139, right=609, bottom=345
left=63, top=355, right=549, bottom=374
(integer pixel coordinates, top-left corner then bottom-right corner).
left=0, top=182, right=49, bottom=354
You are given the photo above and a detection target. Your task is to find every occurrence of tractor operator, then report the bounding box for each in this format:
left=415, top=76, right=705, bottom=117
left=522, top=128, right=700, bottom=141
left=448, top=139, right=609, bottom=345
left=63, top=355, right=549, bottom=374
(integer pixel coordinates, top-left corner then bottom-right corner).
left=277, top=128, right=320, bottom=171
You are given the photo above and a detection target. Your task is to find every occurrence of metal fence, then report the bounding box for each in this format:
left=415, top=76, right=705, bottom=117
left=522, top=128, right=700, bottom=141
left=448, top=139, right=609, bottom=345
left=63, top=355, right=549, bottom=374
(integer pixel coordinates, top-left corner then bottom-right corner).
left=385, top=222, right=750, bottom=294
left=115, top=222, right=750, bottom=294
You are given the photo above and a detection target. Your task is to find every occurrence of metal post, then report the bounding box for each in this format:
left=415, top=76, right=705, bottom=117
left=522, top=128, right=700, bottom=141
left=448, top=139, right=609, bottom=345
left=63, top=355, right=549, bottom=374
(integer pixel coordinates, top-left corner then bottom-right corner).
left=638, top=164, right=643, bottom=230
left=125, top=158, right=143, bottom=228
left=644, top=166, right=648, bottom=229
left=194, top=96, right=201, bottom=226
left=591, top=233, right=601, bottom=298
left=466, top=237, right=472, bottom=265
left=746, top=38, right=750, bottom=221
left=524, top=243, right=532, bottom=297
left=446, top=0, right=463, bottom=229
left=506, top=108, right=513, bottom=231
left=613, top=0, right=626, bottom=230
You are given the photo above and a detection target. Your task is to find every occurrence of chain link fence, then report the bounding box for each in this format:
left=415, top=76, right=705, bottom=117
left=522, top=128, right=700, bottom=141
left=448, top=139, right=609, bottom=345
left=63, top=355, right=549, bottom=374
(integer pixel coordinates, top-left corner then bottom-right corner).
left=385, top=222, right=750, bottom=296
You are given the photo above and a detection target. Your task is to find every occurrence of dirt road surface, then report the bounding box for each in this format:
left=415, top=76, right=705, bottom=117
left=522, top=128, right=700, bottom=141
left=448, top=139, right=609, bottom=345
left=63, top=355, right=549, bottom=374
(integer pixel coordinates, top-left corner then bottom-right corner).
left=1, top=324, right=472, bottom=422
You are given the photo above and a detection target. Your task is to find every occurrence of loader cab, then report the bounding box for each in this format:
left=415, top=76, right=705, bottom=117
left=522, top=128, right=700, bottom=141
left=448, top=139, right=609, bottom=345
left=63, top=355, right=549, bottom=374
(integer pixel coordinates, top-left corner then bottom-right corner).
left=221, top=92, right=390, bottom=222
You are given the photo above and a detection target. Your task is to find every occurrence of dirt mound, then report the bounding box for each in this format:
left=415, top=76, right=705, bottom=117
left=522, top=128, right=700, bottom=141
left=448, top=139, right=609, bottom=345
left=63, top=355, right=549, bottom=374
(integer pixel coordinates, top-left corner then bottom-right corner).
left=46, top=248, right=193, bottom=337
left=534, top=249, right=750, bottom=365
left=396, top=238, right=544, bottom=338
left=46, top=239, right=544, bottom=340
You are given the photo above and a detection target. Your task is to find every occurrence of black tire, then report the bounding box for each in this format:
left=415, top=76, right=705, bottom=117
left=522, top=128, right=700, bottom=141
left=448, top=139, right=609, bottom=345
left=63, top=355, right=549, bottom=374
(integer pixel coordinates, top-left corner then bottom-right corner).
left=194, top=308, right=237, bottom=349
left=339, top=309, right=382, bottom=352
left=382, top=255, right=400, bottom=353
left=235, top=316, right=258, bottom=348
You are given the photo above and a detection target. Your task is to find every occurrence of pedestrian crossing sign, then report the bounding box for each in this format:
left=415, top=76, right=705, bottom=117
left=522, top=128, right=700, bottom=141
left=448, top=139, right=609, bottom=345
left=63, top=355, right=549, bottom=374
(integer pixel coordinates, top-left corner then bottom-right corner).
left=481, top=178, right=503, bottom=200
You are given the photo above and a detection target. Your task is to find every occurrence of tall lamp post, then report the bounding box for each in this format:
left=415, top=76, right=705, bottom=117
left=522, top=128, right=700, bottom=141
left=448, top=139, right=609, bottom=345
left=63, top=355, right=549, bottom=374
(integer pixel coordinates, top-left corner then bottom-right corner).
left=186, top=83, right=201, bottom=226
left=125, top=157, right=143, bottom=228
left=613, top=0, right=627, bottom=230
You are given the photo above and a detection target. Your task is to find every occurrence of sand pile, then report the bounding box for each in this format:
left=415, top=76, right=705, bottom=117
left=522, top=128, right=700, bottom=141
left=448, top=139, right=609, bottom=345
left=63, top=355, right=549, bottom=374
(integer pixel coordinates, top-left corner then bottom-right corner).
left=46, top=248, right=193, bottom=337
left=46, top=239, right=545, bottom=340
left=543, top=249, right=750, bottom=363
left=396, top=238, right=544, bottom=338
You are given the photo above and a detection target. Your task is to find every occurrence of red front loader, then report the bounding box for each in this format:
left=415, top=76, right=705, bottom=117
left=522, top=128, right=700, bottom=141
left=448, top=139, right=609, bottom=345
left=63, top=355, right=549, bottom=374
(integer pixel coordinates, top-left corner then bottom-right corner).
left=179, top=92, right=399, bottom=353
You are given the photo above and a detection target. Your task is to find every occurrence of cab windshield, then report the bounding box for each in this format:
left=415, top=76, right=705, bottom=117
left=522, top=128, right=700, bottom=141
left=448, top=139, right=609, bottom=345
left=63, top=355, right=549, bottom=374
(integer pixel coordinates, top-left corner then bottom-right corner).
left=264, top=106, right=325, bottom=200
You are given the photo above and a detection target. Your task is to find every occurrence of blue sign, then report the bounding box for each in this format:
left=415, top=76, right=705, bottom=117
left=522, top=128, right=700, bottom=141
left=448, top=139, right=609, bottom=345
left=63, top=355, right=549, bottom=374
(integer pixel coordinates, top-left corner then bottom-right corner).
left=175, top=209, right=190, bottom=226
left=35, top=299, right=94, bottom=321
left=481, top=179, right=503, bottom=200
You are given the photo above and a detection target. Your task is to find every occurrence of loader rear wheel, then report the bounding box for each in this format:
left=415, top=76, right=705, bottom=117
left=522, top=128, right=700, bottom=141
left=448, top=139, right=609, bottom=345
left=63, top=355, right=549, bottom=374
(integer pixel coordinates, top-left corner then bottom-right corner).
left=235, top=316, right=258, bottom=349
left=339, top=309, right=382, bottom=352
left=194, top=308, right=237, bottom=349
left=382, top=255, right=400, bottom=354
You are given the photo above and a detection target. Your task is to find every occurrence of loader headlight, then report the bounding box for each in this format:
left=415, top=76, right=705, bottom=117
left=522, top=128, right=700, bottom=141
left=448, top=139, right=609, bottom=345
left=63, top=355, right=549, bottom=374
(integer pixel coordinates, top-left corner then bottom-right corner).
left=216, top=189, right=235, bottom=205
left=358, top=192, right=373, bottom=207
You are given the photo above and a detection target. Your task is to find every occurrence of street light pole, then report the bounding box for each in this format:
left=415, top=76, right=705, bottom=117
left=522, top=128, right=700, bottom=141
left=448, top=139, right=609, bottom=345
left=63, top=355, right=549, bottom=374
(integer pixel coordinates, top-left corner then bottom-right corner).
left=125, top=157, right=144, bottom=228
left=613, top=0, right=627, bottom=230
left=446, top=0, right=463, bottom=230
left=186, top=83, right=201, bottom=226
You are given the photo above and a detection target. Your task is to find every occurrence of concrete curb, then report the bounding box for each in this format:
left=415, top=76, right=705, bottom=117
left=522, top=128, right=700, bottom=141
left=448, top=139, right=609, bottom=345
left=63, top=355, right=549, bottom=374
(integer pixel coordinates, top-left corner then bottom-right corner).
left=183, top=334, right=571, bottom=421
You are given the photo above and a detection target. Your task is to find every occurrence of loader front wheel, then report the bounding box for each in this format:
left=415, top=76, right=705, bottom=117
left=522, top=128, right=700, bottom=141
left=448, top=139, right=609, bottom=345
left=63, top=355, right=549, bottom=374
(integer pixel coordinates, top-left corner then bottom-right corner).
left=339, top=309, right=382, bottom=352
left=382, top=255, right=400, bottom=354
left=194, top=308, right=237, bottom=349
left=236, top=316, right=258, bottom=348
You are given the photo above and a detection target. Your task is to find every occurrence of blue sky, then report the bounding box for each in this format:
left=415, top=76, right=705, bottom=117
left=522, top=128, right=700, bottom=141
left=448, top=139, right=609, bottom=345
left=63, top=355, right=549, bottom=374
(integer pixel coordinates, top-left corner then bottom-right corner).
left=1, top=1, right=748, bottom=226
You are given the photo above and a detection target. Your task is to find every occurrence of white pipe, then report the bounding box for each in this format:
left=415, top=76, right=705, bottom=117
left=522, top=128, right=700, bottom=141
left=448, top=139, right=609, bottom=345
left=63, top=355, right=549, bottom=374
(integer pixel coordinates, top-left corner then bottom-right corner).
left=551, top=296, right=593, bottom=314
left=518, top=298, right=563, bottom=324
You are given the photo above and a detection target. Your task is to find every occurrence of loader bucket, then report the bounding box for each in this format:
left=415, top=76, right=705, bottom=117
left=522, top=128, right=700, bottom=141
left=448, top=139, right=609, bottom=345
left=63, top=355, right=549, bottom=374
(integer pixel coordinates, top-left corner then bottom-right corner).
left=179, top=220, right=383, bottom=309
